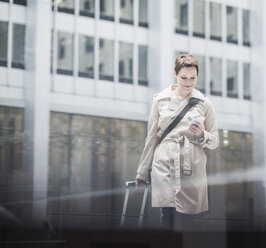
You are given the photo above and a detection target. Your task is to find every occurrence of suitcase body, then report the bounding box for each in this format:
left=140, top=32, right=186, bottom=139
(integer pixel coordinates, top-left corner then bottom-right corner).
left=120, top=181, right=150, bottom=227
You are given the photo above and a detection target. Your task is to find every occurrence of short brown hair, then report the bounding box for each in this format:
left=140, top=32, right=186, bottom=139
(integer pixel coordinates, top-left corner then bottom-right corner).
left=174, top=54, right=199, bottom=75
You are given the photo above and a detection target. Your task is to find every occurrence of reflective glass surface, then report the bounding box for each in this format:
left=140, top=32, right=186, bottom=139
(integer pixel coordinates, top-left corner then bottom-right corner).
left=210, top=57, right=222, bottom=96
left=100, top=0, right=114, bottom=21
left=80, top=0, right=95, bottom=17
left=79, top=35, right=94, bottom=78
left=120, top=0, right=134, bottom=25
left=175, top=0, right=188, bottom=35
left=119, top=42, right=133, bottom=84
left=138, top=45, right=148, bottom=86
left=227, top=60, right=238, bottom=98
left=12, top=24, right=25, bottom=69
left=227, top=6, right=238, bottom=44
left=0, top=21, right=8, bottom=67
left=210, top=2, right=222, bottom=41
left=193, top=0, right=205, bottom=38
left=57, top=31, right=74, bottom=75
left=99, top=39, right=114, bottom=81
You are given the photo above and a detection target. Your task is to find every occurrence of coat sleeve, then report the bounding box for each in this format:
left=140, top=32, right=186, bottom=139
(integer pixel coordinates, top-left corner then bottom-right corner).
left=198, top=98, right=219, bottom=149
left=136, top=96, right=160, bottom=181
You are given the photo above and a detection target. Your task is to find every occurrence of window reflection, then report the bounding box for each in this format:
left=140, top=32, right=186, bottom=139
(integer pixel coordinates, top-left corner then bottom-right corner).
left=48, top=112, right=146, bottom=219
left=0, top=21, right=8, bottom=67
left=100, top=0, right=114, bottom=21
left=12, top=24, right=25, bottom=69
left=120, top=0, right=134, bottom=25
left=175, top=0, right=188, bottom=35
left=139, top=0, right=148, bottom=28
left=193, top=0, right=205, bottom=38
left=119, top=42, right=133, bottom=84
left=57, top=31, right=74, bottom=76
left=210, top=2, right=222, bottom=41
left=243, top=63, right=251, bottom=100
left=57, top=0, right=75, bottom=14
left=99, top=39, right=114, bottom=81
left=14, top=0, right=27, bottom=5
left=138, top=45, right=148, bottom=86
left=80, top=0, right=95, bottom=18
left=227, top=60, right=238, bottom=98
left=0, top=106, right=24, bottom=198
left=195, top=54, right=205, bottom=93
left=79, top=35, right=94, bottom=78
left=243, top=10, right=251, bottom=46
left=210, top=57, right=222, bottom=96
left=207, top=131, right=253, bottom=219
left=227, top=6, right=238, bottom=44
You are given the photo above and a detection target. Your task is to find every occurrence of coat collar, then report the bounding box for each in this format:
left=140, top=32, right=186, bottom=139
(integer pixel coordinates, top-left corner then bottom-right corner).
left=155, top=84, right=205, bottom=101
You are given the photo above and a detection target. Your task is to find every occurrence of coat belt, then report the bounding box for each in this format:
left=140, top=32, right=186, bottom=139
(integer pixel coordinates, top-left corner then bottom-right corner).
left=169, top=136, right=192, bottom=176
left=161, top=136, right=192, bottom=196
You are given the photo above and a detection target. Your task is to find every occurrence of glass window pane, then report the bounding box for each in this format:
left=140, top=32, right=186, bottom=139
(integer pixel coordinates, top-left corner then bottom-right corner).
left=48, top=112, right=70, bottom=213
left=243, top=63, right=251, bottom=100
left=48, top=113, right=147, bottom=219
left=57, top=31, right=74, bottom=75
left=210, top=2, right=222, bottom=41
left=120, top=0, right=133, bottom=25
left=210, top=57, right=222, bottom=96
left=227, top=60, right=238, bottom=98
left=243, top=10, right=251, bottom=46
left=13, top=0, right=26, bottom=5
left=51, top=29, right=54, bottom=73
left=79, top=35, right=94, bottom=78
left=80, top=0, right=95, bottom=18
left=227, top=6, right=238, bottom=44
left=0, top=107, right=24, bottom=190
left=193, top=0, right=205, bottom=38
left=195, top=55, right=205, bottom=93
left=12, top=24, right=25, bottom=69
left=175, top=0, right=188, bottom=35
left=119, top=42, right=133, bottom=84
left=139, top=0, right=148, bottom=27
left=99, top=39, right=114, bottom=81
left=0, top=21, right=8, bottom=67
left=207, top=131, right=254, bottom=219
left=58, top=0, right=75, bottom=14
left=100, top=0, right=114, bottom=21
left=138, top=45, right=148, bottom=86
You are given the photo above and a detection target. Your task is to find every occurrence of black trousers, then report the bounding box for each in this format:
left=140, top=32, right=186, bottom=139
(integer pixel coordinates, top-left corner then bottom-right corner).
left=161, top=207, right=203, bottom=230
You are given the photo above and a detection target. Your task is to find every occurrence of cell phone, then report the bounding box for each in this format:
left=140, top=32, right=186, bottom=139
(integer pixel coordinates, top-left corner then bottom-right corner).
left=192, top=122, right=199, bottom=127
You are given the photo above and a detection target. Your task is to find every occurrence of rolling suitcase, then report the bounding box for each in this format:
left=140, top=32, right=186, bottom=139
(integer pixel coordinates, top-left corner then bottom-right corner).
left=120, top=181, right=150, bottom=227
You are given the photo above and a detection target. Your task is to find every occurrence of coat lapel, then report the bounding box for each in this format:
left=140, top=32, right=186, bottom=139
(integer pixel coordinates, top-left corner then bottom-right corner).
left=155, top=85, right=205, bottom=137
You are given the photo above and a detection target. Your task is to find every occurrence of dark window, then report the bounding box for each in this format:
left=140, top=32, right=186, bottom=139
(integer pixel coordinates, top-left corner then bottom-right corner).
left=0, top=21, right=8, bottom=67
left=12, top=23, right=25, bottom=69
left=13, top=0, right=27, bottom=5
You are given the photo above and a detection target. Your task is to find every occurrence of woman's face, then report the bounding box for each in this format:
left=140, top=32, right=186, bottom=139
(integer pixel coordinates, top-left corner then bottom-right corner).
left=174, top=66, right=198, bottom=94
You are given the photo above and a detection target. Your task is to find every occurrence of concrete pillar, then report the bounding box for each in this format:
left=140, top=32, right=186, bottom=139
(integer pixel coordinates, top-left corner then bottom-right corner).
left=148, top=0, right=175, bottom=91
left=251, top=0, right=266, bottom=224
left=24, top=0, right=51, bottom=226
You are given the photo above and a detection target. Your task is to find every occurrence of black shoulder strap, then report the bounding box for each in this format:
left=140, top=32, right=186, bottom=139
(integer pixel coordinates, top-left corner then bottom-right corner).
left=158, top=97, right=200, bottom=144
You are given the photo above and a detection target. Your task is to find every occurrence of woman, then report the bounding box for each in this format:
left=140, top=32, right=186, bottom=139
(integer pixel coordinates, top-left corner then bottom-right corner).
left=135, top=54, right=219, bottom=229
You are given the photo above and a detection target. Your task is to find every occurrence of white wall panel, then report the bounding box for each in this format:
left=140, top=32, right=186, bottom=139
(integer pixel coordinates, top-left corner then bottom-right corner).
left=9, top=69, right=24, bottom=88
left=0, top=3, right=9, bottom=22
left=53, top=74, right=73, bottom=93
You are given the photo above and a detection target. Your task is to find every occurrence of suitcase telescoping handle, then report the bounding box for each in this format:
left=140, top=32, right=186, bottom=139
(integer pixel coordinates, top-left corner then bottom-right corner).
left=120, top=181, right=149, bottom=228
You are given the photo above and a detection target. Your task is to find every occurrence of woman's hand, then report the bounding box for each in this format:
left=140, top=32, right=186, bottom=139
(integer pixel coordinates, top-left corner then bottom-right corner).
left=136, top=178, right=146, bottom=187
left=189, top=122, right=203, bottom=137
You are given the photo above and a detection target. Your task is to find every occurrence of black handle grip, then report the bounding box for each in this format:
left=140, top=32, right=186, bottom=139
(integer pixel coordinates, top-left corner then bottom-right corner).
left=125, top=181, right=149, bottom=188
left=125, top=181, right=136, bottom=188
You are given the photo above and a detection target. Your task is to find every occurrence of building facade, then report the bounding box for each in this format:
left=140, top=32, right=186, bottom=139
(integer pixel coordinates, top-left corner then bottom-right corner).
left=0, top=0, right=266, bottom=235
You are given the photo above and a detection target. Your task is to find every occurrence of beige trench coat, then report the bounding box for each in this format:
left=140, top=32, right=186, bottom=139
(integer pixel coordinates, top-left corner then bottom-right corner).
left=136, top=84, right=219, bottom=214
